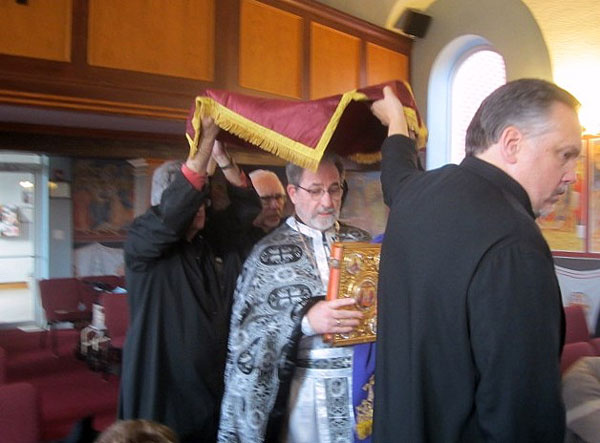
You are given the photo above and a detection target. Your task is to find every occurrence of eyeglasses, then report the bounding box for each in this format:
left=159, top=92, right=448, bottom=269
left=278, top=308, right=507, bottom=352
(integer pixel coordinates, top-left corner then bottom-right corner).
left=295, top=184, right=343, bottom=201
left=259, top=194, right=286, bottom=204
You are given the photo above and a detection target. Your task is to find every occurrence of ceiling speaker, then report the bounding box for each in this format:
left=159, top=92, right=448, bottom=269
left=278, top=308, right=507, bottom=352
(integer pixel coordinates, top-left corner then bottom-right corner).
left=395, top=9, right=432, bottom=39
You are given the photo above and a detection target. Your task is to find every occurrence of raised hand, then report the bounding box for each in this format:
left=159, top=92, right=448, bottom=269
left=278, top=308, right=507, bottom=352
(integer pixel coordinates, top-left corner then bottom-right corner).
left=371, top=86, right=410, bottom=137
left=211, top=140, right=233, bottom=168
left=187, top=117, right=220, bottom=174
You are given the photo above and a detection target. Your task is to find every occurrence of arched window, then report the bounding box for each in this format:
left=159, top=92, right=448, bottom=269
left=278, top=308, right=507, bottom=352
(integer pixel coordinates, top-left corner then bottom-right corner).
left=450, top=49, right=506, bottom=164
left=426, top=36, right=506, bottom=169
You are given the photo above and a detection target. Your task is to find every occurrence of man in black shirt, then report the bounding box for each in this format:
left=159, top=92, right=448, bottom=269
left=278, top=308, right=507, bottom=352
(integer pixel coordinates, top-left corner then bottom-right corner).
left=372, top=80, right=582, bottom=442
left=119, top=117, right=275, bottom=442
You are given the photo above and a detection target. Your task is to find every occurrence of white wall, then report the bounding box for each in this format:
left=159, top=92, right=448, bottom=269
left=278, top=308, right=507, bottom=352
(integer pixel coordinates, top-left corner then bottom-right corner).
left=49, top=157, right=73, bottom=278
left=411, top=0, right=552, bottom=126
left=0, top=172, right=34, bottom=282
left=314, top=0, right=398, bottom=27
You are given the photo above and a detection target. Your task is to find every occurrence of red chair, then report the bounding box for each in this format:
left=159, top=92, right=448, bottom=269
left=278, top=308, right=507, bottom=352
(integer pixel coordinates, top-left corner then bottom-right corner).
left=98, top=292, right=129, bottom=377
left=102, top=293, right=129, bottom=346
left=565, top=305, right=591, bottom=344
left=561, top=341, right=597, bottom=373
left=0, top=346, right=6, bottom=385
left=592, top=338, right=600, bottom=355
left=39, top=278, right=92, bottom=355
left=564, top=304, right=600, bottom=354
left=0, top=382, right=40, bottom=443
left=78, top=275, right=126, bottom=308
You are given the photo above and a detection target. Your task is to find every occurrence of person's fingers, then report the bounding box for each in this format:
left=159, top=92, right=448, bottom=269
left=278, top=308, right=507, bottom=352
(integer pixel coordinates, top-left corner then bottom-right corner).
left=371, top=99, right=383, bottom=109
left=329, top=298, right=357, bottom=308
left=336, top=310, right=363, bottom=320
left=382, top=85, right=394, bottom=99
left=201, top=117, right=220, bottom=141
left=331, top=313, right=361, bottom=328
left=337, top=318, right=360, bottom=327
left=331, top=317, right=361, bottom=333
left=201, top=116, right=214, bottom=132
left=371, top=99, right=391, bottom=126
left=329, top=299, right=363, bottom=316
left=384, top=86, right=403, bottom=109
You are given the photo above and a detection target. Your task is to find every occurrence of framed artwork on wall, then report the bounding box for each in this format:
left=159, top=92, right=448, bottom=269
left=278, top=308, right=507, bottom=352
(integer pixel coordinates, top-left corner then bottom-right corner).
left=72, top=159, right=134, bottom=243
left=49, top=181, right=71, bottom=198
left=537, top=136, right=600, bottom=258
left=538, top=142, right=587, bottom=253
left=588, top=138, right=600, bottom=252
left=0, top=204, right=20, bottom=237
left=340, top=170, right=387, bottom=237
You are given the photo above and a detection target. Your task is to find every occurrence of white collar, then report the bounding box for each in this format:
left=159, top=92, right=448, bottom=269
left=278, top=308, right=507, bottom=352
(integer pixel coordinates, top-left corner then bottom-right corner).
left=285, top=216, right=338, bottom=239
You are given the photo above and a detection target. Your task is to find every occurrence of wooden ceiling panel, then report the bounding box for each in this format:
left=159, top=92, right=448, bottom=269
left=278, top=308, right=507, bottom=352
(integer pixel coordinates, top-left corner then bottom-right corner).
left=0, top=0, right=72, bottom=62
left=366, top=42, right=409, bottom=85
left=238, top=0, right=303, bottom=98
left=88, top=0, right=215, bottom=81
left=310, top=23, right=360, bottom=99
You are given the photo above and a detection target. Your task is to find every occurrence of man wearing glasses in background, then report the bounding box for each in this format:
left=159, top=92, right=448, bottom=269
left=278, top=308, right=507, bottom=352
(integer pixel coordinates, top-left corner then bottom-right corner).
left=249, top=169, right=288, bottom=233
left=218, top=154, right=370, bottom=443
left=209, top=168, right=288, bottom=305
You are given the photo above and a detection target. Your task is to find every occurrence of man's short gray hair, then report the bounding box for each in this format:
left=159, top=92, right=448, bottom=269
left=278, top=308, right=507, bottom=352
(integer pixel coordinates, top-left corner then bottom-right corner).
left=285, top=153, right=345, bottom=186
left=465, top=78, right=580, bottom=157
left=151, top=160, right=182, bottom=206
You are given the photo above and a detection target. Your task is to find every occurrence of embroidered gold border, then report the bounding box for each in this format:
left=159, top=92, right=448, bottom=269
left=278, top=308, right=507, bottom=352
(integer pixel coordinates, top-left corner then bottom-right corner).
left=187, top=81, right=427, bottom=170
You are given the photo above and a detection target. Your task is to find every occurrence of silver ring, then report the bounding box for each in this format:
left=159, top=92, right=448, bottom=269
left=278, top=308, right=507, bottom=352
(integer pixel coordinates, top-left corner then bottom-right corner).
left=336, top=318, right=341, bottom=326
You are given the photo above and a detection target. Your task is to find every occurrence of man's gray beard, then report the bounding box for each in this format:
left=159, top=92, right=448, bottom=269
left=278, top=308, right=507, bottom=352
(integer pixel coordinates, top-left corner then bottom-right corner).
left=311, top=209, right=340, bottom=231
left=312, top=215, right=336, bottom=231
left=536, top=205, right=553, bottom=219
left=537, top=186, right=569, bottom=219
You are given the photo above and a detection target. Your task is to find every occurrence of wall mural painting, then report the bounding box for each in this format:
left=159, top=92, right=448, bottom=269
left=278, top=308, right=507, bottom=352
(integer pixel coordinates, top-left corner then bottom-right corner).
left=0, top=205, right=20, bottom=237
left=340, top=171, right=387, bottom=237
left=589, top=138, right=600, bottom=252
left=73, top=159, right=134, bottom=242
left=537, top=145, right=587, bottom=253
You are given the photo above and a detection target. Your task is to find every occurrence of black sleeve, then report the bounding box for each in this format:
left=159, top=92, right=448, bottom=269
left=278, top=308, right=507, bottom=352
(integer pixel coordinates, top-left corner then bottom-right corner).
left=227, top=182, right=262, bottom=227
left=124, top=171, right=209, bottom=271
left=380, top=134, right=423, bottom=207
left=467, top=241, right=565, bottom=441
left=206, top=182, right=264, bottom=258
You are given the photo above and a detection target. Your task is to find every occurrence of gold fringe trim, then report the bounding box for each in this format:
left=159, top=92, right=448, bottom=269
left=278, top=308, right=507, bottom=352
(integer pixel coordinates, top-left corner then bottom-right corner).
left=400, top=81, right=428, bottom=149
left=356, top=419, right=373, bottom=440
left=188, top=91, right=369, bottom=171
left=187, top=84, right=427, bottom=168
left=404, top=107, right=428, bottom=149
left=355, top=374, right=375, bottom=440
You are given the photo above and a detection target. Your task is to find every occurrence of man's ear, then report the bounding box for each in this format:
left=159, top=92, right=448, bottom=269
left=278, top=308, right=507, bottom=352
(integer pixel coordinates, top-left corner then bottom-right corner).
left=498, top=126, right=523, bottom=164
left=287, top=184, right=298, bottom=204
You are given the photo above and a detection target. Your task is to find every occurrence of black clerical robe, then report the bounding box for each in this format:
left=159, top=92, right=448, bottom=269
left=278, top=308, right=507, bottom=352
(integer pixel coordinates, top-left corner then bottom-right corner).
left=207, top=183, right=269, bottom=306
left=119, top=171, right=262, bottom=443
left=373, top=135, right=565, bottom=442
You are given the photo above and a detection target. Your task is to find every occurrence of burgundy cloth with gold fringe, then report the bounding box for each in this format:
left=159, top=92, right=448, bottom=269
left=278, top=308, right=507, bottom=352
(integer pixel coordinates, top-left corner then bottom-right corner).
left=186, top=80, right=427, bottom=171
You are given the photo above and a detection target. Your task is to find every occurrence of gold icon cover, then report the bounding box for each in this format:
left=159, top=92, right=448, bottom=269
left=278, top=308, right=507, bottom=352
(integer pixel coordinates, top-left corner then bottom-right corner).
left=325, top=242, right=380, bottom=346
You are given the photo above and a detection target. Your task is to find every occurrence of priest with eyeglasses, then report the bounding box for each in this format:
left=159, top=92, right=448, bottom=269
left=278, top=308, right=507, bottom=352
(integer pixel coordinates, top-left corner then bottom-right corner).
left=218, top=154, right=371, bottom=443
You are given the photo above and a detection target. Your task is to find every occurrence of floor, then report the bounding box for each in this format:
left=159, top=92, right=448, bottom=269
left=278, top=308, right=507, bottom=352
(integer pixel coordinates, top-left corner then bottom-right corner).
left=0, top=327, right=120, bottom=441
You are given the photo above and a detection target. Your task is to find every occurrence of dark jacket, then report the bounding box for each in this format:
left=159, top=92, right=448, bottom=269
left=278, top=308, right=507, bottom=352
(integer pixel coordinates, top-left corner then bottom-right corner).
left=119, top=171, right=262, bottom=443
left=373, top=135, right=565, bottom=442
left=206, top=183, right=269, bottom=305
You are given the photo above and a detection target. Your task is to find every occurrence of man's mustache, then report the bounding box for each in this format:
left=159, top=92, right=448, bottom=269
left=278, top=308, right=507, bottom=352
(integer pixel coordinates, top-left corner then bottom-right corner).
left=317, top=208, right=336, bottom=215
left=554, top=185, right=569, bottom=196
